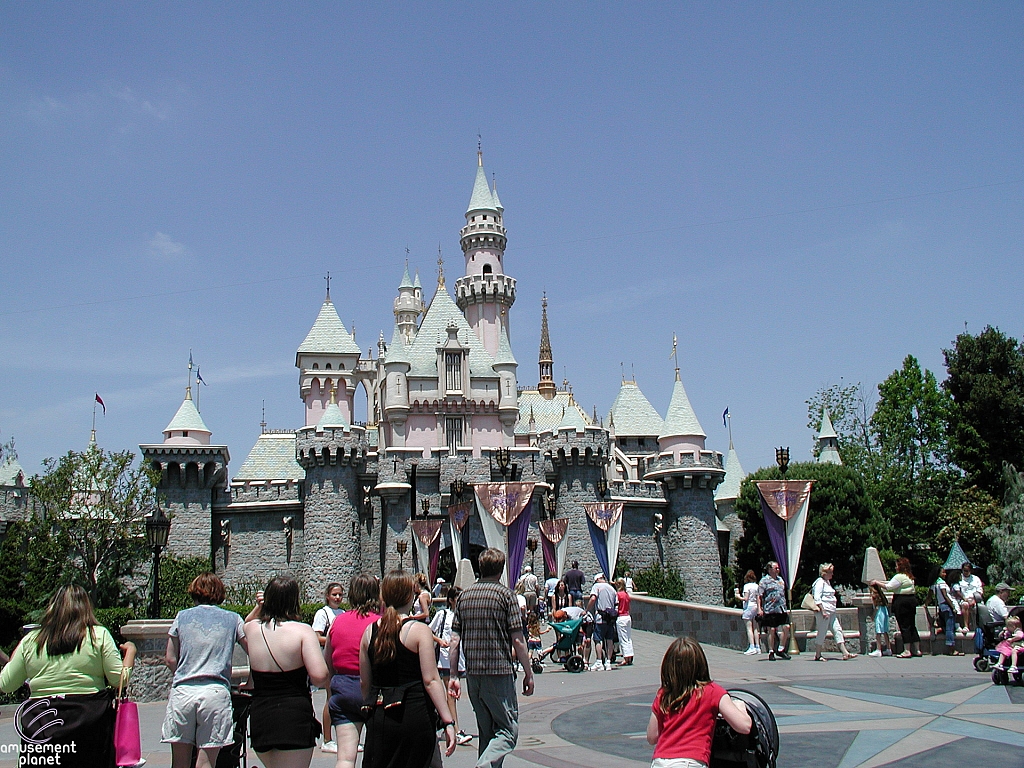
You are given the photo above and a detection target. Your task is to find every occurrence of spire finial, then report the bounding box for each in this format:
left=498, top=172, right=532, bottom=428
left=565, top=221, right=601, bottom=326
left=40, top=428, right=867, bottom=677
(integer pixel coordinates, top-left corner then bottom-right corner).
left=260, top=399, right=267, bottom=434
left=325, top=271, right=331, bottom=300
left=437, top=244, right=445, bottom=287
left=670, top=332, right=679, bottom=381
left=477, top=134, right=482, bottom=165
left=330, top=385, right=338, bottom=405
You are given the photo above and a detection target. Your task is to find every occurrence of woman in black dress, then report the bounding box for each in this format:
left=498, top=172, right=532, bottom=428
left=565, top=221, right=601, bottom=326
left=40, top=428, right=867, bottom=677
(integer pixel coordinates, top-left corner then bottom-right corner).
left=244, top=575, right=330, bottom=768
left=360, top=571, right=457, bottom=768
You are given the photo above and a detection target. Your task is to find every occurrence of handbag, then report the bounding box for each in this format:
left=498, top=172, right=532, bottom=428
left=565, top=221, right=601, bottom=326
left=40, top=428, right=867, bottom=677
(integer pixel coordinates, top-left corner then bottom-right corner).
left=113, top=669, right=141, bottom=768
left=800, top=592, right=818, bottom=611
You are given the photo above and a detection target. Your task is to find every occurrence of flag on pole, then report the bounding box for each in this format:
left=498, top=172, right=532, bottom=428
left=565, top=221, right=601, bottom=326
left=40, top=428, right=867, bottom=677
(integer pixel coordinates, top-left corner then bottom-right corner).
left=196, top=367, right=207, bottom=386
left=669, top=333, right=677, bottom=359
left=188, top=350, right=193, bottom=371
left=722, top=407, right=729, bottom=427
left=94, top=393, right=106, bottom=415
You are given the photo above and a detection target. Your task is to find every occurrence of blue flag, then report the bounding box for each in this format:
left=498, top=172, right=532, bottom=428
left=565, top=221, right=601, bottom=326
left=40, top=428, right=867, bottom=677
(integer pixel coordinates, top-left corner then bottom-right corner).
left=722, top=407, right=729, bottom=427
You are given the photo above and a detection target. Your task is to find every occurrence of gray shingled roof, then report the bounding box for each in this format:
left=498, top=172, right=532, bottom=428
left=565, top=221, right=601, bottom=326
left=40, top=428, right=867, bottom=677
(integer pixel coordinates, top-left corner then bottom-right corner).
left=297, top=298, right=361, bottom=355
left=554, top=402, right=590, bottom=433
left=0, top=458, right=26, bottom=486
left=659, top=378, right=706, bottom=439
left=384, top=326, right=410, bottom=366
left=818, top=407, right=838, bottom=440
left=406, top=284, right=496, bottom=378
left=607, top=381, right=664, bottom=437
left=317, top=400, right=348, bottom=429
left=515, top=391, right=587, bottom=435
left=164, top=389, right=211, bottom=434
left=493, top=324, right=517, bottom=367
left=399, top=264, right=414, bottom=290
left=234, top=432, right=305, bottom=481
left=715, top=445, right=746, bottom=502
left=466, top=157, right=499, bottom=213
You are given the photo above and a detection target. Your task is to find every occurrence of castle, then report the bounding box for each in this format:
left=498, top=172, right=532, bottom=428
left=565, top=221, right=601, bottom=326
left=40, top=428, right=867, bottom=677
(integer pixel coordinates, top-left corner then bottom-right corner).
left=134, top=152, right=745, bottom=605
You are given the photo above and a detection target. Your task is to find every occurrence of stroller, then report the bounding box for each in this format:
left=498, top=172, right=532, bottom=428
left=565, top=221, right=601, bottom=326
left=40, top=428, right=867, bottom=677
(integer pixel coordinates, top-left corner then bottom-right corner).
left=539, top=616, right=587, bottom=673
left=973, top=603, right=1005, bottom=673
left=709, top=689, right=779, bottom=768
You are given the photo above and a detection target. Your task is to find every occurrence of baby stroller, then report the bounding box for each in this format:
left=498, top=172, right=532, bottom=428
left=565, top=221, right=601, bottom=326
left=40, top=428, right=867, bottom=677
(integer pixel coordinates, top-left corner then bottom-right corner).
left=974, top=603, right=1004, bottom=673
left=709, top=689, right=779, bottom=768
left=540, top=616, right=586, bottom=673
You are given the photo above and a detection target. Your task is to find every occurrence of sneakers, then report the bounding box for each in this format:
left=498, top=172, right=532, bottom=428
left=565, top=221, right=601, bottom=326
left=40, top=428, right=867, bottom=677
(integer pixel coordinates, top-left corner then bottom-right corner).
left=768, top=650, right=775, bottom=661
left=589, top=661, right=604, bottom=671
left=882, top=649, right=893, bottom=656
left=456, top=731, right=473, bottom=746
left=743, top=646, right=759, bottom=655
left=1009, top=666, right=1019, bottom=674
left=321, top=741, right=338, bottom=754
left=868, top=649, right=882, bottom=657
left=776, top=650, right=791, bottom=660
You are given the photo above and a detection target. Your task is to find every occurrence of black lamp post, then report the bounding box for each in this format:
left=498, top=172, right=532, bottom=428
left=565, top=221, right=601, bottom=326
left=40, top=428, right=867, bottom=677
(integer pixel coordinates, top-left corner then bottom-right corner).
left=545, top=493, right=557, bottom=519
left=450, top=477, right=467, bottom=500
left=495, top=447, right=512, bottom=480
left=421, top=497, right=430, bottom=517
left=527, top=537, right=538, bottom=572
left=146, top=506, right=171, bottom=619
left=396, top=539, right=408, bottom=570
left=596, top=477, right=608, bottom=499
left=775, top=447, right=790, bottom=476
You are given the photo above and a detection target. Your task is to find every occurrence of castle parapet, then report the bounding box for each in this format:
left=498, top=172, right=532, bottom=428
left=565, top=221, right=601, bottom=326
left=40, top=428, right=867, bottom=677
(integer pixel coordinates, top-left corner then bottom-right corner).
left=295, top=424, right=368, bottom=469
left=454, top=273, right=517, bottom=311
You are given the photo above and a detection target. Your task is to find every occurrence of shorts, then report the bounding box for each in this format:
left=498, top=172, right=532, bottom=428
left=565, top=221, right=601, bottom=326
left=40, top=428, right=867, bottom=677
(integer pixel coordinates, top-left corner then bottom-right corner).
left=742, top=605, right=758, bottom=621
left=328, top=673, right=366, bottom=726
left=758, top=612, right=789, bottom=628
left=594, top=621, right=617, bottom=643
left=162, top=682, right=234, bottom=749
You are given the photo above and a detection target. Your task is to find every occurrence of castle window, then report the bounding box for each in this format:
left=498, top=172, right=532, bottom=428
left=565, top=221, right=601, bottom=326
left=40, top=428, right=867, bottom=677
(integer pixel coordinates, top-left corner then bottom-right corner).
left=312, top=363, right=319, bottom=369
left=482, top=264, right=492, bottom=274
left=182, top=431, right=189, bottom=437
left=446, top=417, right=463, bottom=454
left=445, top=352, right=463, bottom=393
left=326, top=363, right=332, bottom=369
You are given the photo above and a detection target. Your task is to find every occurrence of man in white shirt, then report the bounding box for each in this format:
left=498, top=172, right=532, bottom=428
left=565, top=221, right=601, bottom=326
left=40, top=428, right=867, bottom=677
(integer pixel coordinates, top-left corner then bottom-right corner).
left=956, top=562, right=984, bottom=634
left=587, top=573, right=619, bottom=671
left=986, top=582, right=1013, bottom=622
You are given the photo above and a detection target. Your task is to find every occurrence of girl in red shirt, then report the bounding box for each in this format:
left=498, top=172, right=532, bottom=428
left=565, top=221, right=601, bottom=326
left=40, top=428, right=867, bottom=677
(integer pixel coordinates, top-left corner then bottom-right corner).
left=647, top=636, right=752, bottom=768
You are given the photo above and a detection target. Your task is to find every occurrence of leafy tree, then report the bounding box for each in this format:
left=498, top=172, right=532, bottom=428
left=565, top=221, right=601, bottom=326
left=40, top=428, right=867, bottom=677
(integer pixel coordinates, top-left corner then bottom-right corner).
left=936, top=485, right=1000, bottom=572
left=734, top=462, right=885, bottom=591
left=806, top=381, right=876, bottom=476
left=943, top=326, right=1024, bottom=498
left=27, top=444, right=159, bottom=608
left=986, top=463, right=1024, bottom=585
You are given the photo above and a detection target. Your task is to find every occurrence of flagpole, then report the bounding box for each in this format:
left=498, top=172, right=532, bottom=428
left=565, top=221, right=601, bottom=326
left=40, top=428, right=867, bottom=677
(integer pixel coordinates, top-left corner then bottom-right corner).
left=92, top=398, right=97, bottom=443
left=727, top=411, right=733, bottom=447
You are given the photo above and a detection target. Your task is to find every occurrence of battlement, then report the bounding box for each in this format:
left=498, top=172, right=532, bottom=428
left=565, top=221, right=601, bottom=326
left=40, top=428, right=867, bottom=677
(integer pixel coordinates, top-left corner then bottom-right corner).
left=454, top=273, right=516, bottom=311
left=643, top=449, right=725, bottom=490
left=459, top=222, right=507, bottom=253
left=539, top=426, right=609, bottom=467
left=295, top=425, right=369, bottom=468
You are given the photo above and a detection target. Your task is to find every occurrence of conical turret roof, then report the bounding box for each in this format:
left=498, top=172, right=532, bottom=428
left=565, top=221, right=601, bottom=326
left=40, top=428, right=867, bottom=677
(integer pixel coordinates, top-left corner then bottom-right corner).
left=406, top=282, right=496, bottom=377
left=399, top=263, right=414, bottom=290
left=466, top=153, right=499, bottom=214
left=715, top=445, right=746, bottom=503
left=164, top=387, right=211, bottom=434
left=384, top=326, right=410, bottom=366
left=491, top=178, right=503, bottom=212
left=493, top=323, right=517, bottom=367
left=659, top=376, right=706, bottom=440
left=298, top=297, right=361, bottom=356
left=607, top=381, right=663, bottom=437
left=818, top=407, right=838, bottom=440
left=317, top=388, right=348, bottom=430
left=555, top=402, right=589, bottom=433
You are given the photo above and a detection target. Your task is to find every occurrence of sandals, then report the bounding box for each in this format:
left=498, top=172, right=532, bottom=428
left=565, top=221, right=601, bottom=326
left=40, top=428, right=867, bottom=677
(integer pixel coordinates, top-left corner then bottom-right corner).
left=813, top=656, right=826, bottom=662
left=896, top=651, right=913, bottom=658
left=842, top=654, right=856, bottom=661
left=948, top=650, right=965, bottom=657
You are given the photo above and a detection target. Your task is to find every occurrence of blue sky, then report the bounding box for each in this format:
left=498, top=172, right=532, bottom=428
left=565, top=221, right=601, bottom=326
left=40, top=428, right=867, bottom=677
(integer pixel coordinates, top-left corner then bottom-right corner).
left=2, top=4, right=1022, bottom=476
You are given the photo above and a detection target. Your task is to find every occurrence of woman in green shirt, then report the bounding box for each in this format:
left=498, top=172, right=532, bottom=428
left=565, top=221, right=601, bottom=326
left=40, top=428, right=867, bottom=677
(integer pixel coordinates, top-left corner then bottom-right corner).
left=0, top=585, right=137, bottom=767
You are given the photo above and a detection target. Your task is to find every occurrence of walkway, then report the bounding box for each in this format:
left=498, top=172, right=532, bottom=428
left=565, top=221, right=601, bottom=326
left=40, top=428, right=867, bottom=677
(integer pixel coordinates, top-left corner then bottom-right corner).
left=1, top=630, right=1018, bottom=768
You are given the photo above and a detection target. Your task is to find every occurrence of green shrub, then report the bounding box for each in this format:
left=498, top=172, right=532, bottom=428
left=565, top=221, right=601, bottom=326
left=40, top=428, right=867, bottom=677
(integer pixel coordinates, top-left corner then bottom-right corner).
left=634, top=562, right=686, bottom=601
left=218, top=603, right=323, bottom=625
left=94, top=607, right=136, bottom=644
left=157, top=555, right=213, bottom=616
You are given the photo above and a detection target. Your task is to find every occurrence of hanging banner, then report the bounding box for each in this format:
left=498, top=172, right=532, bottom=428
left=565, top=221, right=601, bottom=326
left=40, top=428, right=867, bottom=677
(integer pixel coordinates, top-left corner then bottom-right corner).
left=540, top=518, right=570, bottom=578
left=583, top=502, right=623, bottom=532
left=410, top=520, right=444, bottom=584
left=473, top=482, right=537, bottom=586
left=448, top=501, right=473, bottom=564
left=756, top=480, right=814, bottom=589
left=474, top=482, right=536, bottom=526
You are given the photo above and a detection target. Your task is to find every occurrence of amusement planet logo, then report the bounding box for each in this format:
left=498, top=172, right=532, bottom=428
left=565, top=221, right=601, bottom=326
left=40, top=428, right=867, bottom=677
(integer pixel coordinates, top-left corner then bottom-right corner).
left=14, top=698, right=63, bottom=744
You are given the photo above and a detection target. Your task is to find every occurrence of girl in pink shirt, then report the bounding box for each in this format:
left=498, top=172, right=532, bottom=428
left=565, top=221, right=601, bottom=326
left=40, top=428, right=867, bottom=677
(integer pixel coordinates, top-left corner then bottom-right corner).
left=647, top=637, right=751, bottom=768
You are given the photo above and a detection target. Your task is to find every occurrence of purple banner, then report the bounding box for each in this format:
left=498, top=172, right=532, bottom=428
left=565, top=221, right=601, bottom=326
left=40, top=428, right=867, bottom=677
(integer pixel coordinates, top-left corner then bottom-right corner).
left=506, top=498, right=534, bottom=585
left=760, top=494, right=789, bottom=586
left=541, top=536, right=556, bottom=577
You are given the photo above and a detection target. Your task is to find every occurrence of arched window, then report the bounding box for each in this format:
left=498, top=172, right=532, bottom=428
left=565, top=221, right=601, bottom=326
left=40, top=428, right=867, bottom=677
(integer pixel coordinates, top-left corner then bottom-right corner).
left=482, top=264, right=492, bottom=275
left=312, top=363, right=319, bottom=370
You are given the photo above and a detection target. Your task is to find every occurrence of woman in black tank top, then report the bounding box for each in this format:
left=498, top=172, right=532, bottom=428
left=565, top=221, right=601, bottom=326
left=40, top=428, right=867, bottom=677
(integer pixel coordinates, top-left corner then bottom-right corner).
left=360, top=571, right=457, bottom=768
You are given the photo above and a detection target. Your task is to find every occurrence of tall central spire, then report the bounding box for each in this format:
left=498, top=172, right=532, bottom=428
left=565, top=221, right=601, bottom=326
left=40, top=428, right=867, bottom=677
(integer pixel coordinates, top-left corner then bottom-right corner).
left=538, top=293, right=556, bottom=399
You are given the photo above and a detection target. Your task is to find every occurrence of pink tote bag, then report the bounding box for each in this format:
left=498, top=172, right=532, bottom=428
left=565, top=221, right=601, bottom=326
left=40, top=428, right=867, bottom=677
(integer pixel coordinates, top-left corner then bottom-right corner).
left=113, top=670, right=141, bottom=767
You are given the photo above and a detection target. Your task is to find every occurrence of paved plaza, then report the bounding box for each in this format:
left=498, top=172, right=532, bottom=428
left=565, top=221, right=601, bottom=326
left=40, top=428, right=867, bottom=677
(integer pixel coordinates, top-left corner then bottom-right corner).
left=2, top=630, right=1022, bottom=768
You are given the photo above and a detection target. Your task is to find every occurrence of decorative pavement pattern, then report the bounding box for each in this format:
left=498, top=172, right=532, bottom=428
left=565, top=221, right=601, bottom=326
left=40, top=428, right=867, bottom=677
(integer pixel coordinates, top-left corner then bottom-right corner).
left=551, top=675, right=1024, bottom=768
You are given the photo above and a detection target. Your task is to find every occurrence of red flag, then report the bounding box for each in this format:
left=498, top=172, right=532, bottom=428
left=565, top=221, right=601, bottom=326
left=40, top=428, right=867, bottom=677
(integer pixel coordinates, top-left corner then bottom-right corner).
left=95, top=393, right=106, bottom=415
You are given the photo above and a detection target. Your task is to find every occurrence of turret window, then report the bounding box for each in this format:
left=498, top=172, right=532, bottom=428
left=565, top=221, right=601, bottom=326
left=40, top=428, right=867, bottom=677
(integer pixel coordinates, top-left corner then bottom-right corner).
left=483, top=264, right=492, bottom=274
left=445, top=352, right=463, bottom=393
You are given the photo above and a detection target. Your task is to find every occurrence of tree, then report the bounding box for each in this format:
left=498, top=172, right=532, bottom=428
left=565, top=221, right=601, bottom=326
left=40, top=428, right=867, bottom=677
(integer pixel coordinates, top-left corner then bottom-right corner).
left=27, top=444, right=159, bottom=608
left=806, top=381, right=876, bottom=476
left=986, top=463, right=1024, bottom=585
left=734, top=462, right=886, bottom=591
left=943, top=326, right=1024, bottom=499
left=936, top=485, right=1000, bottom=572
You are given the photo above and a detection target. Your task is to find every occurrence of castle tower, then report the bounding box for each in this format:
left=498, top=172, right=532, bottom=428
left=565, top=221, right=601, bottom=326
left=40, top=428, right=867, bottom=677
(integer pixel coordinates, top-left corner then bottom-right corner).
left=714, top=441, right=747, bottom=568
left=381, top=325, right=411, bottom=447
left=816, top=407, right=843, bottom=464
left=297, top=289, right=362, bottom=427
left=643, top=371, right=725, bottom=604
left=455, top=151, right=516, bottom=356
left=493, top=322, right=520, bottom=438
left=394, top=263, right=425, bottom=345
left=538, top=295, right=556, bottom=400
left=141, top=386, right=229, bottom=560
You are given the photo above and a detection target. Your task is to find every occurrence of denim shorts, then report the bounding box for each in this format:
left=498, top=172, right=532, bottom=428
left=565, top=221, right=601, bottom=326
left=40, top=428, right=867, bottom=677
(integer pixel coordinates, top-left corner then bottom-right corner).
left=328, top=674, right=366, bottom=726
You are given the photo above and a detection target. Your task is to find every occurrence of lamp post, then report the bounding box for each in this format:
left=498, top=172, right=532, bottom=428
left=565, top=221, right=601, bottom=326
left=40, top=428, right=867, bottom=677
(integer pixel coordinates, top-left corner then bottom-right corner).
left=450, top=477, right=467, bottom=501
left=396, top=539, right=408, bottom=570
left=421, top=497, right=430, bottom=517
left=527, top=537, right=538, bottom=572
left=146, top=506, right=171, bottom=619
left=545, top=493, right=557, bottom=520
left=596, top=477, right=608, bottom=499
left=495, top=447, right=512, bottom=480
left=775, top=447, right=790, bottom=476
